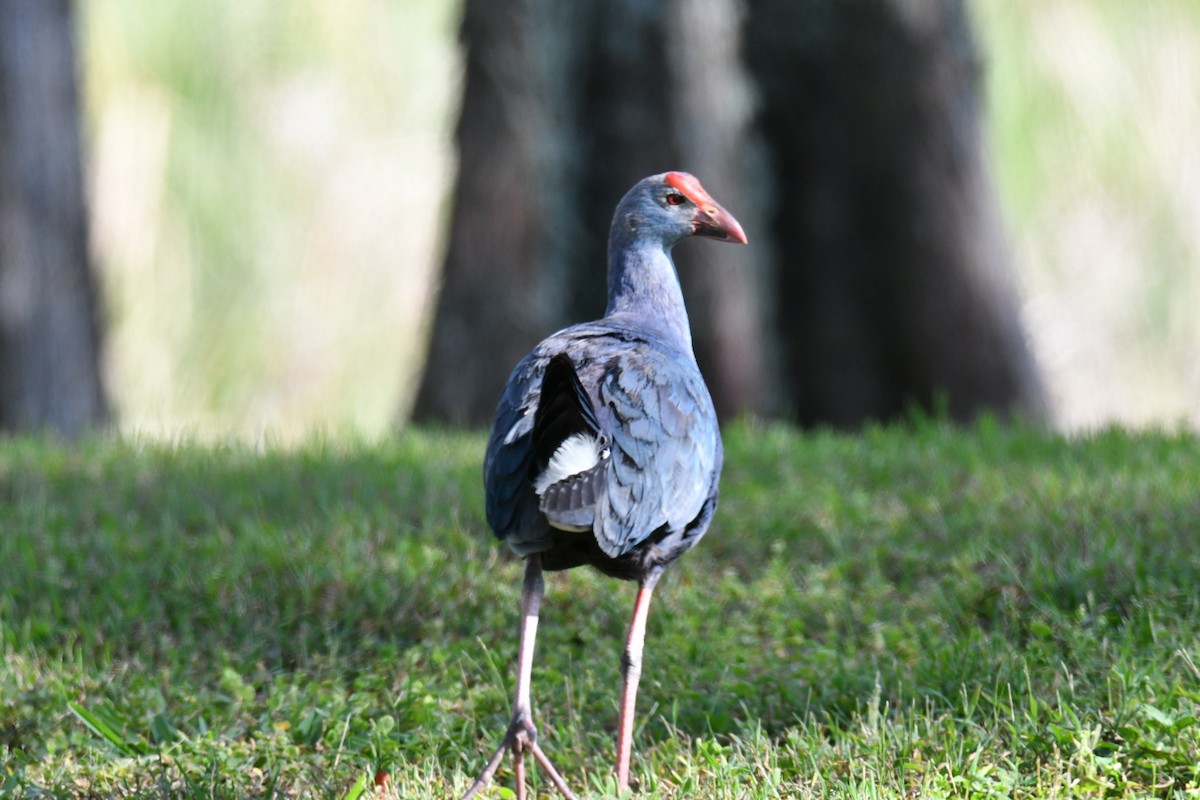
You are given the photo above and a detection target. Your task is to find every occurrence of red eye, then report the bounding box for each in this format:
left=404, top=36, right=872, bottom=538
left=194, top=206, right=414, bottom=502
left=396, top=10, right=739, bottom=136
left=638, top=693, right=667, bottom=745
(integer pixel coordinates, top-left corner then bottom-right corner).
left=665, top=192, right=687, bottom=206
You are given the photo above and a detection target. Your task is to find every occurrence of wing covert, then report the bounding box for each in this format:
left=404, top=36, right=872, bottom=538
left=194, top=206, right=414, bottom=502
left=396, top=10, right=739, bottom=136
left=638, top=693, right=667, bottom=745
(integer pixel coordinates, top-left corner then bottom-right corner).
left=591, top=349, right=720, bottom=558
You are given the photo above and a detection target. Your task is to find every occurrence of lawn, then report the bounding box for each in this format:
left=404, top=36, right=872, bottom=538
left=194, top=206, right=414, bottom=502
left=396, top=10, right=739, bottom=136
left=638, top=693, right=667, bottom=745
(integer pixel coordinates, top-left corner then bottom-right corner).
left=2, top=421, right=1198, bottom=798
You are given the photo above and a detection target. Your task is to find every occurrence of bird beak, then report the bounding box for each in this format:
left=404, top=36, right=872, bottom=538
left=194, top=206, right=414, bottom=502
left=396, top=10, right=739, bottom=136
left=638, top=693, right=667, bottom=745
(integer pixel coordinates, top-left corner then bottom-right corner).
left=692, top=201, right=748, bottom=245
left=664, top=171, right=748, bottom=244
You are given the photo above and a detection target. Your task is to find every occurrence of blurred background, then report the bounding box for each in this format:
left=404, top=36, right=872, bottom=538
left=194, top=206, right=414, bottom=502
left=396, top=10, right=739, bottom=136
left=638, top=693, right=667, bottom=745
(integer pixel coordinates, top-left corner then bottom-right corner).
left=82, top=0, right=459, bottom=439
left=3, top=0, right=1197, bottom=441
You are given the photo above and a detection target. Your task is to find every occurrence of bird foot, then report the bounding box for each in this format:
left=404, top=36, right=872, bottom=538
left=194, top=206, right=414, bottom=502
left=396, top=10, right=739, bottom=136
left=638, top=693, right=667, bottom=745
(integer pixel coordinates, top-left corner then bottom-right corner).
left=460, top=713, right=578, bottom=800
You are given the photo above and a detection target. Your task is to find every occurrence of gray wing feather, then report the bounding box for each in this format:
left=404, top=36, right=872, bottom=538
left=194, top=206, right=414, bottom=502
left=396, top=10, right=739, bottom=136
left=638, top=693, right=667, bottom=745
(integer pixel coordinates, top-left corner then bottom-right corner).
left=592, top=347, right=719, bottom=557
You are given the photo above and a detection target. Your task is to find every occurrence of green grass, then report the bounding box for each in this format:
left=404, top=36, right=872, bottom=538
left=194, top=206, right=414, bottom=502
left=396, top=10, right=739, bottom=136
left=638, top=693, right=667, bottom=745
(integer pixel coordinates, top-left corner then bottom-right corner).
left=2, top=422, right=1199, bottom=798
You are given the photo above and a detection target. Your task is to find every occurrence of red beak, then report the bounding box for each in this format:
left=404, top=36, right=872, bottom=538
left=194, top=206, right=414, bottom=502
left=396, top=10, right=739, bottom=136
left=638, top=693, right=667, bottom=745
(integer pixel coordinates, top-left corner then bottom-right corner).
left=692, top=201, right=748, bottom=244
left=664, top=171, right=748, bottom=244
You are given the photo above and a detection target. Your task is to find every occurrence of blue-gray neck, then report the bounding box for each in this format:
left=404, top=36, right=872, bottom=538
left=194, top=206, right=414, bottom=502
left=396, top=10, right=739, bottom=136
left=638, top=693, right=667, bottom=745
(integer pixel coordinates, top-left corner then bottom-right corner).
left=604, top=224, right=694, bottom=356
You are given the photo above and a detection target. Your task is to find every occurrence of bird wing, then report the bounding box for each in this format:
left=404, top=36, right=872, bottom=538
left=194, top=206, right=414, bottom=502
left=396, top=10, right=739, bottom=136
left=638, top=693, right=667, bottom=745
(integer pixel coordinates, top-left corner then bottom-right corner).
left=483, top=349, right=544, bottom=551
left=484, top=337, right=597, bottom=552
left=591, top=344, right=720, bottom=557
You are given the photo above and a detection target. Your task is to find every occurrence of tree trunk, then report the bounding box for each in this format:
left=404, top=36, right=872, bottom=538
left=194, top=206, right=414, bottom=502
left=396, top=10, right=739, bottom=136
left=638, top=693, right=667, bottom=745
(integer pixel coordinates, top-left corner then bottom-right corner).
left=410, top=0, right=555, bottom=427
left=414, top=0, right=1047, bottom=428
left=0, top=0, right=108, bottom=437
left=744, top=0, right=1048, bottom=426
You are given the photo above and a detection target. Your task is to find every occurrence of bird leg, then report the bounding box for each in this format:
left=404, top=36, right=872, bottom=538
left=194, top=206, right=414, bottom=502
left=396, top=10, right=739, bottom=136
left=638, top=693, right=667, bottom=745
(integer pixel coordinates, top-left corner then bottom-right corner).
left=616, top=577, right=657, bottom=793
left=461, top=556, right=579, bottom=800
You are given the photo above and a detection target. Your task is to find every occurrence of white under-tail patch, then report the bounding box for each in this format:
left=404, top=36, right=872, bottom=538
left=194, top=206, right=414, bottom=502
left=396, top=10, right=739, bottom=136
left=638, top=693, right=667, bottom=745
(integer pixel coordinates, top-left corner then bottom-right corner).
left=533, top=433, right=607, bottom=496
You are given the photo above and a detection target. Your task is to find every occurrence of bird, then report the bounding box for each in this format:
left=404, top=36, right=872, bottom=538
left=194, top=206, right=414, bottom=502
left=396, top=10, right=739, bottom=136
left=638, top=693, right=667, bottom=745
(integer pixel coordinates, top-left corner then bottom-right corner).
left=460, top=171, right=747, bottom=799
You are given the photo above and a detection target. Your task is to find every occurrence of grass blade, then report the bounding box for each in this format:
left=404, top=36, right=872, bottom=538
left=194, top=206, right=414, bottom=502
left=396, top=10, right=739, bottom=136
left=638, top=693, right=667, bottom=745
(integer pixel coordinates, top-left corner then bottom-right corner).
left=67, top=701, right=141, bottom=757
left=341, top=773, right=368, bottom=800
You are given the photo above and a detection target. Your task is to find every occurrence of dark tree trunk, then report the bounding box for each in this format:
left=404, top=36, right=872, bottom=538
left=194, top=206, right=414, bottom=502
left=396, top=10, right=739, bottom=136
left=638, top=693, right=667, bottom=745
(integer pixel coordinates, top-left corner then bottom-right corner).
left=411, top=0, right=556, bottom=427
left=412, top=0, right=770, bottom=426
left=414, top=0, right=1046, bottom=428
left=744, top=0, right=1047, bottom=426
left=0, top=0, right=108, bottom=437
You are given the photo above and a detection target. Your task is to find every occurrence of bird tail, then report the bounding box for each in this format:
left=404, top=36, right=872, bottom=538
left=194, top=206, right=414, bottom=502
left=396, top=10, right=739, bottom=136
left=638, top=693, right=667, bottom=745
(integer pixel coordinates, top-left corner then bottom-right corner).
left=530, top=354, right=608, bottom=531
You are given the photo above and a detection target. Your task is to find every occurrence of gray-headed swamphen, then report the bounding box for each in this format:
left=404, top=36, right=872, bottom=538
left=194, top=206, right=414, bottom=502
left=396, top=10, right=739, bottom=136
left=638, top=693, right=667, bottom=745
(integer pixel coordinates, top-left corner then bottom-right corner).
left=461, top=172, right=747, bottom=799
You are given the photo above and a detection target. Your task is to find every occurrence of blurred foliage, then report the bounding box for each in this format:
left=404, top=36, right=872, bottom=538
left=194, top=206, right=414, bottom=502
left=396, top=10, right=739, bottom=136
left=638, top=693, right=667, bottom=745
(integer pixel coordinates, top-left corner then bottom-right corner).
left=82, top=0, right=458, bottom=441
left=80, top=1, right=1200, bottom=439
left=974, top=0, right=1200, bottom=429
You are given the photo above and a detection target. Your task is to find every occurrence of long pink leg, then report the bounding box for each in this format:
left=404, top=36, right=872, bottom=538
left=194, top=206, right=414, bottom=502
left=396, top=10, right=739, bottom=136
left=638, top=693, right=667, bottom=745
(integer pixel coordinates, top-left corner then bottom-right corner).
left=616, top=579, right=656, bottom=793
left=461, top=556, right=578, bottom=800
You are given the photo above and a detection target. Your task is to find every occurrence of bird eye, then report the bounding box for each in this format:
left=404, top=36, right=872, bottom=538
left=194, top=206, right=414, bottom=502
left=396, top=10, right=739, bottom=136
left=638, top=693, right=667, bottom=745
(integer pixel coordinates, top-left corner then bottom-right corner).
left=665, top=192, right=687, bottom=206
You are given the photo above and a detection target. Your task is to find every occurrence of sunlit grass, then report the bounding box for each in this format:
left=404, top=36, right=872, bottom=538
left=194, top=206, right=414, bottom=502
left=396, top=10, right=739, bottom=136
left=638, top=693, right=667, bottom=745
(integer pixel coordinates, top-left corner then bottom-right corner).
left=2, top=422, right=1198, bottom=796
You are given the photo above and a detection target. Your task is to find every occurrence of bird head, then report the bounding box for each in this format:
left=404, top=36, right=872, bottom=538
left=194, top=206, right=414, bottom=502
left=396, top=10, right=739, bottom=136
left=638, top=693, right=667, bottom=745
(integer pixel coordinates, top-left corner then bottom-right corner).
left=616, top=172, right=748, bottom=247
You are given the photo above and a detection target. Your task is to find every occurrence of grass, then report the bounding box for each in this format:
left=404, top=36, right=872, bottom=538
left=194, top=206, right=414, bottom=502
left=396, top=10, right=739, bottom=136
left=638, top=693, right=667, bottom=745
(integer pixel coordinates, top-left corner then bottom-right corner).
left=2, top=421, right=1199, bottom=798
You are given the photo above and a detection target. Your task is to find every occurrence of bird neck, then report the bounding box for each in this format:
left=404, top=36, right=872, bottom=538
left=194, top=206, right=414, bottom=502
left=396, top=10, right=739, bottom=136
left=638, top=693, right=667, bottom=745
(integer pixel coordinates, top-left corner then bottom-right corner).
left=604, top=234, right=694, bottom=355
